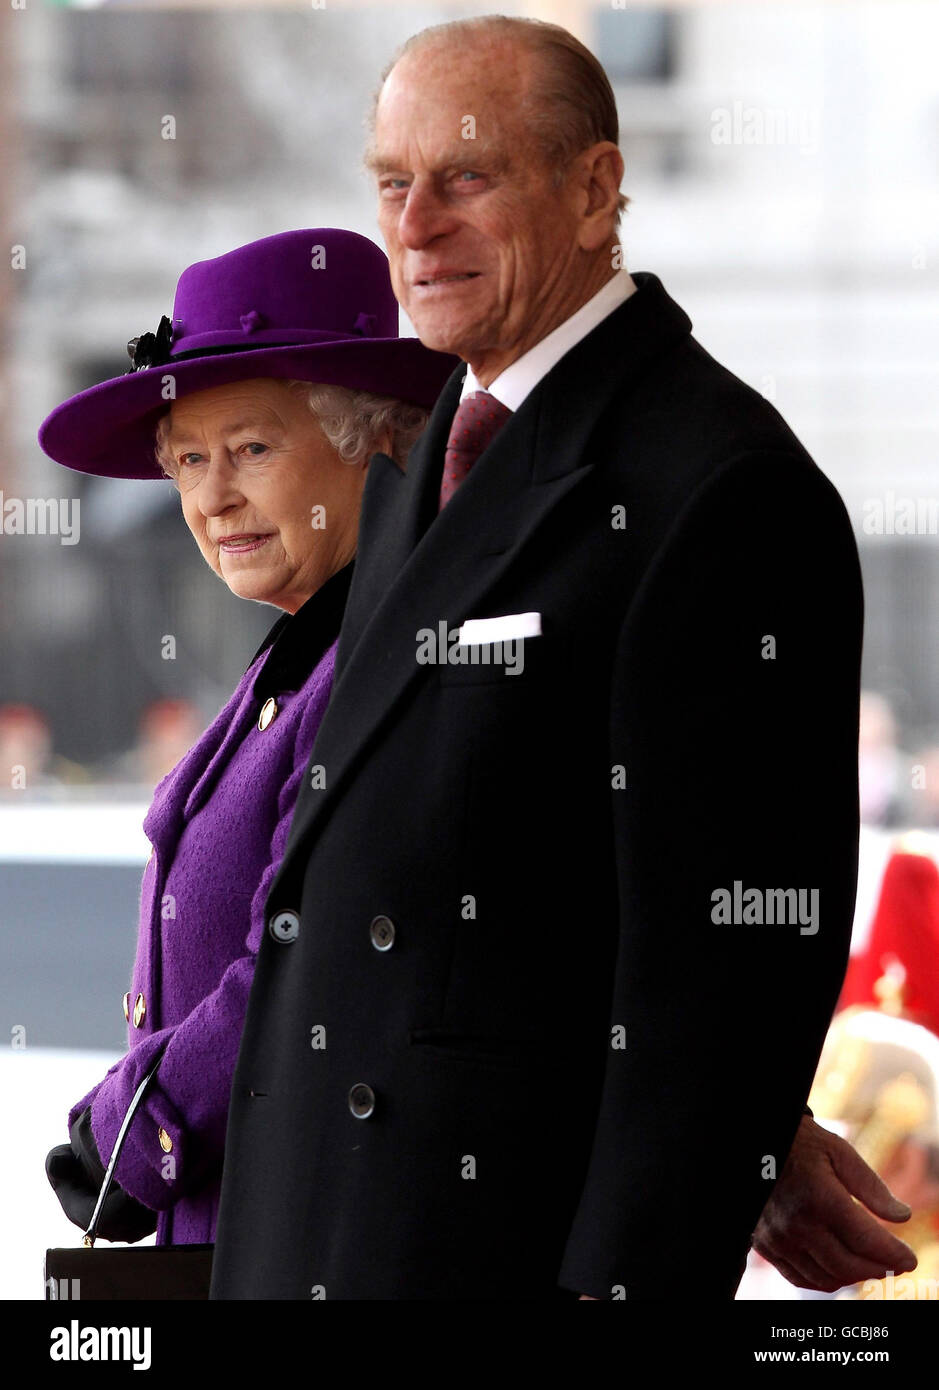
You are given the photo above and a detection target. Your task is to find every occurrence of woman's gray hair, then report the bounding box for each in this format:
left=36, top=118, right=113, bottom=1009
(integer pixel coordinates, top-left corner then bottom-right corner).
left=153, top=379, right=429, bottom=480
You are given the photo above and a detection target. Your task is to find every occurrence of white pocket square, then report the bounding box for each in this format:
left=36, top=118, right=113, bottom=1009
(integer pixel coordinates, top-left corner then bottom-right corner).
left=457, top=612, right=542, bottom=645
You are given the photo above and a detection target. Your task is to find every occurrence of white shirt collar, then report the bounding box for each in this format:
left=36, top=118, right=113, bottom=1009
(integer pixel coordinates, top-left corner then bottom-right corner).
left=459, top=269, right=638, bottom=411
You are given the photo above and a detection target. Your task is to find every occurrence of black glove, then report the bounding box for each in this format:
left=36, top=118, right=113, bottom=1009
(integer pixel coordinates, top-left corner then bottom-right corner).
left=46, top=1106, right=158, bottom=1243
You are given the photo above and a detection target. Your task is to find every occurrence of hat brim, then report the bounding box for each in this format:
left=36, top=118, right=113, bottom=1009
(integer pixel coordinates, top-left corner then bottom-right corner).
left=39, top=338, right=460, bottom=479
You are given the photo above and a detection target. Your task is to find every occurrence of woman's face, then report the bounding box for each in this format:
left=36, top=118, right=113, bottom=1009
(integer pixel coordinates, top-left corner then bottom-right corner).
left=167, top=378, right=368, bottom=612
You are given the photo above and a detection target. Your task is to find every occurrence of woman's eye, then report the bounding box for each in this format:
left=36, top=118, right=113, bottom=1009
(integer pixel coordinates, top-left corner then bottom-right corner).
left=179, top=453, right=202, bottom=467
left=242, top=442, right=268, bottom=457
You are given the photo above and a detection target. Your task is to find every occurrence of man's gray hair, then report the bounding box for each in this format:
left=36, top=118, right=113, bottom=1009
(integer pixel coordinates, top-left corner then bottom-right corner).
left=153, top=381, right=429, bottom=480
left=366, top=15, right=629, bottom=226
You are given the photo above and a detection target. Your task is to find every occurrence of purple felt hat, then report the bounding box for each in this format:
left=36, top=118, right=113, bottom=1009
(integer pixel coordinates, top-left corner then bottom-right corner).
left=38, top=228, right=458, bottom=480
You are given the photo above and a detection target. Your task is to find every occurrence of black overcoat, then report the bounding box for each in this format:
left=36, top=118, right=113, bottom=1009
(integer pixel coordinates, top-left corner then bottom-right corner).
left=210, top=272, right=863, bottom=1299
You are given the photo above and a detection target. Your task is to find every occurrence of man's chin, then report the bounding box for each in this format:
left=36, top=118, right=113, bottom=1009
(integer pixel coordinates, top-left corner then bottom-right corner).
left=404, top=309, right=484, bottom=360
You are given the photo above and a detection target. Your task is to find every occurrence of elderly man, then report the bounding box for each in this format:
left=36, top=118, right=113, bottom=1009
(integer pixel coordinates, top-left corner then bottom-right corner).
left=211, top=16, right=916, bottom=1299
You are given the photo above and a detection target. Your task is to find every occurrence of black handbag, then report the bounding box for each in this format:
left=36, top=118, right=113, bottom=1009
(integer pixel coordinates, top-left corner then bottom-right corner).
left=45, top=1046, right=214, bottom=1299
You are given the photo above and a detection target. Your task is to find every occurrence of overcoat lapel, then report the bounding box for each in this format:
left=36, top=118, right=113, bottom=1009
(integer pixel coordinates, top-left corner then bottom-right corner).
left=279, top=272, right=691, bottom=865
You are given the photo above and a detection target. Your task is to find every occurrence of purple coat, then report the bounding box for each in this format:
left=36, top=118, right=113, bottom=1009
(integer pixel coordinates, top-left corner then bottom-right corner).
left=66, top=564, right=352, bottom=1244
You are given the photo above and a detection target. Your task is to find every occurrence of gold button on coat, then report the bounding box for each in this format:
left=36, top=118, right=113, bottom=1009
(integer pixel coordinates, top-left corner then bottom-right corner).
left=158, top=1128, right=173, bottom=1153
left=133, top=992, right=146, bottom=1028
left=122, top=991, right=130, bottom=1022
left=258, top=697, right=278, bottom=731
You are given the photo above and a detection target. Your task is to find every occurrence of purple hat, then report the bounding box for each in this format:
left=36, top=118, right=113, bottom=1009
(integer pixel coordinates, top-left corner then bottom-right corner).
left=38, top=228, right=458, bottom=480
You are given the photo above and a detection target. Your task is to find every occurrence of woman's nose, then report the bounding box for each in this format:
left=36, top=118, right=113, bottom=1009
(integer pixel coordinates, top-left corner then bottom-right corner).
left=197, top=454, right=243, bottom=515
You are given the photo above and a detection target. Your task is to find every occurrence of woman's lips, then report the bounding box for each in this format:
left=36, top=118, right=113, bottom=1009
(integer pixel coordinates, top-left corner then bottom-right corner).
left=218, top=533, right=273, bottom=554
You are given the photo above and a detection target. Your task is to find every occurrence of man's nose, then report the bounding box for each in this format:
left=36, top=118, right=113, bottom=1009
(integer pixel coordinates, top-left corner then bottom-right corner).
left=396, top=180, right=457, bottom=250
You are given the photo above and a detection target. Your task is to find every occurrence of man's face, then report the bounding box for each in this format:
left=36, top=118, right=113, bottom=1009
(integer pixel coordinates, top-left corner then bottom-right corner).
left=369, top=40, right=588, bottom=382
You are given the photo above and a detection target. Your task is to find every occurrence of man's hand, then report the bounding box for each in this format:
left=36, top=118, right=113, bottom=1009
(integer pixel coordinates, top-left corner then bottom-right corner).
left=752, top=1114, right=918, bottom=1291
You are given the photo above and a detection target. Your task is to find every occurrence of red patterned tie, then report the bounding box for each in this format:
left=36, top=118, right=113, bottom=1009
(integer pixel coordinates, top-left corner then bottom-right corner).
left=438, top=390, right=513, bottom=511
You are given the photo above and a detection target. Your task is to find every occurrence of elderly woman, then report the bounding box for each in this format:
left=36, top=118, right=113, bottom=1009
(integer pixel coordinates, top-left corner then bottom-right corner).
left=41, top=228, right=455, bottom=1246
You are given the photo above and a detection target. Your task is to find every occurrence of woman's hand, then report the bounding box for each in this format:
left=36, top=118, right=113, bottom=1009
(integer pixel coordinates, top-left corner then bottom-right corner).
left=45, top=1106, right=158, bottom=1243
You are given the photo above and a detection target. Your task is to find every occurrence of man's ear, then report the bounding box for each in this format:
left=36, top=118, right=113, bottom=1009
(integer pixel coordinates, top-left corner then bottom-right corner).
left=574, top=141, right=625, bottom=253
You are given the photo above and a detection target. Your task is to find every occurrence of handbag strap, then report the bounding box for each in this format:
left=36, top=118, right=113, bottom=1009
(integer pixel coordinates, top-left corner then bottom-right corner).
left=82, top=1042, right=169, bottom=1248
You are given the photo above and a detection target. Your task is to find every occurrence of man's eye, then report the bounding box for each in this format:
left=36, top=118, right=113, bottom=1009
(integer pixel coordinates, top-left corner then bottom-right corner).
left=457, top=171, right=480, bottom=182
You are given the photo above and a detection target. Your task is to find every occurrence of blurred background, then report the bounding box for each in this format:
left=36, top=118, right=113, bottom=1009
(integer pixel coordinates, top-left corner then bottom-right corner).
left=2, top=0, right=938, bottom=1299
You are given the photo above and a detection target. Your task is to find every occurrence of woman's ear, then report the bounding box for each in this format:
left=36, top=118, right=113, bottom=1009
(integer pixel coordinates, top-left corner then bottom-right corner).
left=369, top=429, right=395, bottom=464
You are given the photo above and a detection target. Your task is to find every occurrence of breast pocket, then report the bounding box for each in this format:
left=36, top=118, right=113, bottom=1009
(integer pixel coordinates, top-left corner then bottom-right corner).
left=437, top=633, right=545, bottom=686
